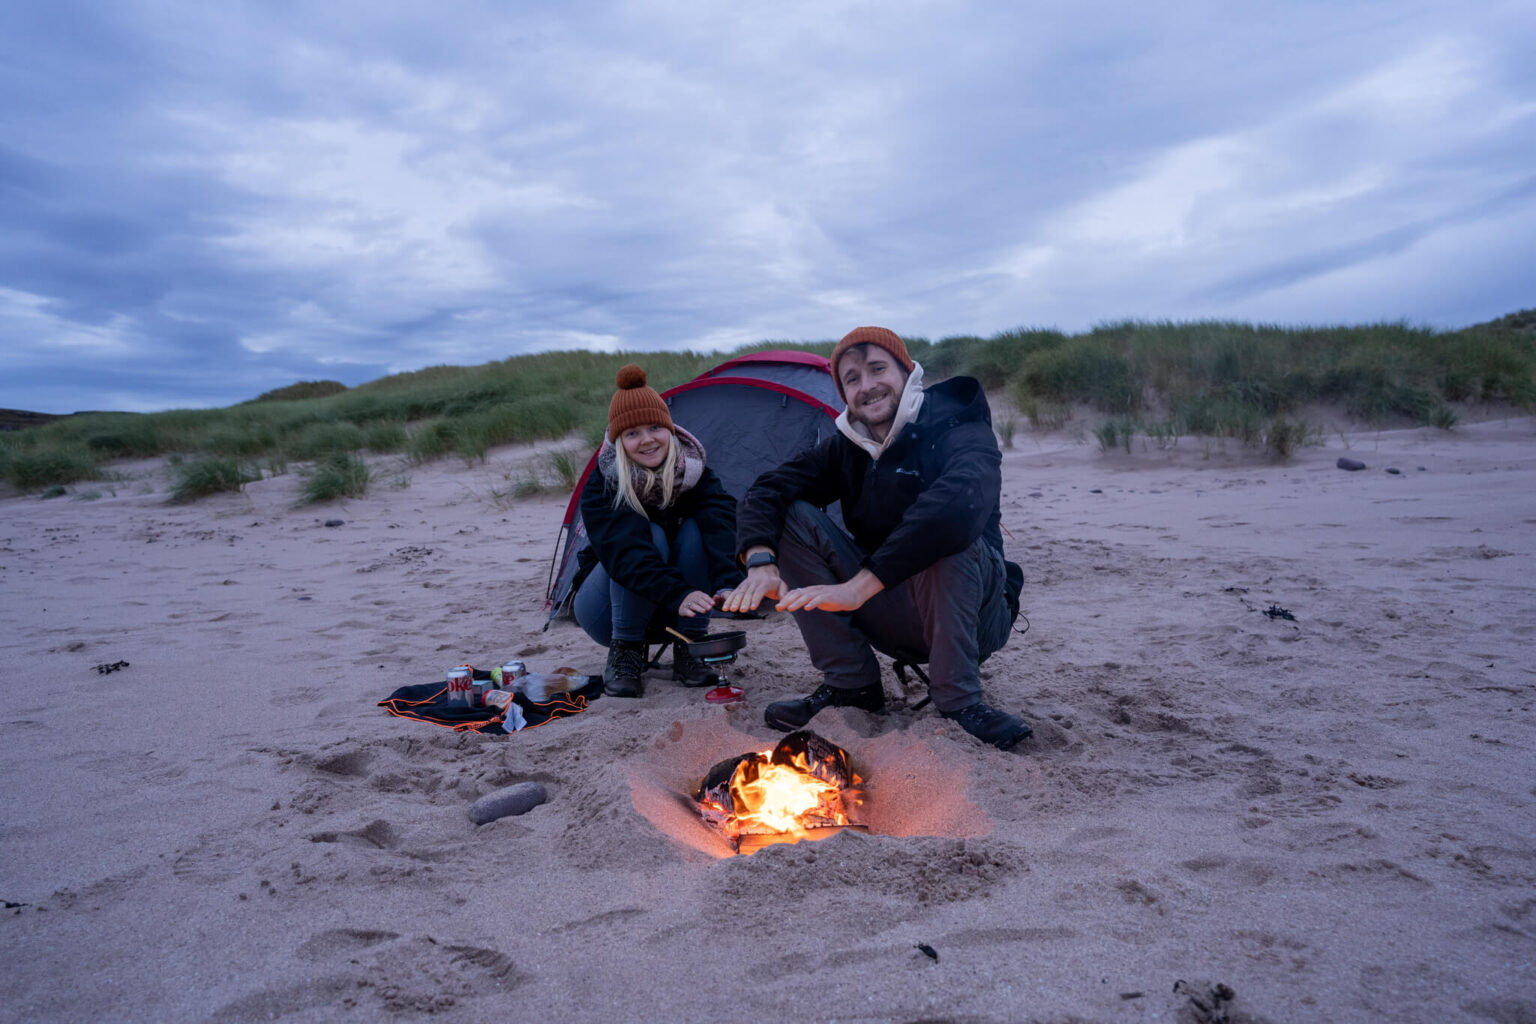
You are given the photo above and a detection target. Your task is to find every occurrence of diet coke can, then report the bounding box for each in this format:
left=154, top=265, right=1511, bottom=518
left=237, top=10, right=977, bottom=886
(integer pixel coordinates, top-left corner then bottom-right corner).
left=500, top=661, right=527, bottom=686
left=446, top=665, right=474, bottom=706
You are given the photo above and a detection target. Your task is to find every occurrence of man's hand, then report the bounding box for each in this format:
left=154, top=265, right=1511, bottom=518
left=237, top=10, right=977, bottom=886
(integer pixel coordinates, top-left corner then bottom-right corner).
left=720, top=567, right=784, bottom=613
left=776, top=569, right=884, bottom=613
left=677, top=590, right=715, bottom=617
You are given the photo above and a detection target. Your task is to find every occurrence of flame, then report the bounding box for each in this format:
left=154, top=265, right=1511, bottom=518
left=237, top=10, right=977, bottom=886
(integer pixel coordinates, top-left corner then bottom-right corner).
left=699, top=746, right=861, bottom=842
left=732, top=761, right=844, bottom=833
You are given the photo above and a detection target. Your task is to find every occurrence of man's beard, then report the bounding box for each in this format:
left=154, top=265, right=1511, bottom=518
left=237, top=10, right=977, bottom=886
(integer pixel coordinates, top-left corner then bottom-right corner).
left=847, top=388, right=897, bottom=432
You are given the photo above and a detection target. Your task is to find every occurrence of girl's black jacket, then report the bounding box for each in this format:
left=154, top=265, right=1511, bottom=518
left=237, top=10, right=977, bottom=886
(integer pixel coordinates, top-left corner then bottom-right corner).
left=577, top=465, right=743, bottom=613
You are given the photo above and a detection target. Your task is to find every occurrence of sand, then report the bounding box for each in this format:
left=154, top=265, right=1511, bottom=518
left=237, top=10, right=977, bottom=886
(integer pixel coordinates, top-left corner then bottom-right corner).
left=2, top=417, right=1533, bottom=1023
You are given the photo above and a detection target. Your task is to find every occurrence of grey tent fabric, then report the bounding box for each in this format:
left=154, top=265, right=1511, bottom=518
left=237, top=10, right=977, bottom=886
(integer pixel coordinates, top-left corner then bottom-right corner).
left=545, top=351, right=840, bottom=620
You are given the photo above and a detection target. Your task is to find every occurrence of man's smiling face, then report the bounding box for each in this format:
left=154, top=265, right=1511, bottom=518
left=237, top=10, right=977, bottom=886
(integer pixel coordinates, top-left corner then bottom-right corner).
left=838, top=344, right=909, bottom=441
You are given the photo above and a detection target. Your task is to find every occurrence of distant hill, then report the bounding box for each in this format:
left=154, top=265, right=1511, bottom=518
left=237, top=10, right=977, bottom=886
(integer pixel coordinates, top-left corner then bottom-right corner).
left=2, top=309, right=1530, bottom=429
left=1472, top=308, right=1536, bottom=335
left=244, top=380, right=349, bottom=403
left=0, top=377, right=351, bottom=430
left=0, top=408, right=71, bottom=432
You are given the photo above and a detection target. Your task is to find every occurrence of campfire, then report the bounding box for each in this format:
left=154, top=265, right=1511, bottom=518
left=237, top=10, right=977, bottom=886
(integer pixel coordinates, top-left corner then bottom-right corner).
left=693, top=731, right=864, bottom=854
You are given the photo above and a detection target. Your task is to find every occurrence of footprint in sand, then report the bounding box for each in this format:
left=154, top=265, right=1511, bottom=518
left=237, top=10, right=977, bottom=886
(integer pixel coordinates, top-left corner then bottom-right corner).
left=270, top=686, right=324, bottom=708
left=296, top=927, right=401, bottom=959
left=209, top=933, right=524, bottom=1020
left=307, top=818, right=400, bottom=850
left=172, top=838, right=241, bottom=885
left=547, top=907, right=648, bottom=934
left=311, top=747, right=373, bottom=777
left=1177, top=853, right=1281, bottom=886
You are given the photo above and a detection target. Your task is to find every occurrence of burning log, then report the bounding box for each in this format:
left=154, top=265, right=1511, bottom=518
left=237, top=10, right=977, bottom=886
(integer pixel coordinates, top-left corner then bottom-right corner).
left=693, top=731, right=864, bottom=852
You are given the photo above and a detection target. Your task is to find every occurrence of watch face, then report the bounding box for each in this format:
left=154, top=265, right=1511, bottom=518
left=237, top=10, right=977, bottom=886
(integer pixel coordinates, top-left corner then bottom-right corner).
left=747, top=552, right=775, bottom=568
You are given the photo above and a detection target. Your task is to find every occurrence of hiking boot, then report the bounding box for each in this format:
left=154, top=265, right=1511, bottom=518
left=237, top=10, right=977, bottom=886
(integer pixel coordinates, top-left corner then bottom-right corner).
left=671, top=640, right=719, bottom=688
left=942, top=702, right=1032, bottom=751
left=603, top=640, right=647, bottom=698
left=764, top=681, right=884, bottom=732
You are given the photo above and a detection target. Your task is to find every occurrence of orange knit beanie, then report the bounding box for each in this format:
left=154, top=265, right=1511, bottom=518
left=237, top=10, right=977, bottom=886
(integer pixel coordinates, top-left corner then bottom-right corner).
left=607, top=364, right=673, bottom=441
left=829, top=326, right=914, bottom=399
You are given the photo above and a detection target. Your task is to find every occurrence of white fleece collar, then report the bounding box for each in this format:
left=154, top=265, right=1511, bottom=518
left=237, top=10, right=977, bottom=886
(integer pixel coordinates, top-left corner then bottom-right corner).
left=835, top=362, right=925, bottom=460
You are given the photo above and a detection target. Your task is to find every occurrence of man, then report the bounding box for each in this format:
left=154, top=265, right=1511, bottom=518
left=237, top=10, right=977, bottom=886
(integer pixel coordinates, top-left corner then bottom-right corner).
left=722, top=326, right=1032, bottom=750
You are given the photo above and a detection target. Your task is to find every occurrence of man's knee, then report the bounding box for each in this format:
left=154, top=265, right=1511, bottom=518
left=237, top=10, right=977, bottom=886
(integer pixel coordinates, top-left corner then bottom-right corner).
left=781, top=500, right=831, bottom=548
left=779, top=502, right=863, bottom=584
left=908, top=543, right=989, bottom=603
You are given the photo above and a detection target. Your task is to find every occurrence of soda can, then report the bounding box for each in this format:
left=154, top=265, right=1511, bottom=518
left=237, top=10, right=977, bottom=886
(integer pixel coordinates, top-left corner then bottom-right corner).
left=472, top=678, right=492, bottom=706
left=501, top=661, right=527, bottom=685
left=446, top=666, right=474, bottom=706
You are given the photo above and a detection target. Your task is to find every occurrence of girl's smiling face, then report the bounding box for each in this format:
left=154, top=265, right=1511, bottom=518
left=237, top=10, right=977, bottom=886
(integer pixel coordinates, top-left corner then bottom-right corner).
left=620, top=423, right=672, bottom=469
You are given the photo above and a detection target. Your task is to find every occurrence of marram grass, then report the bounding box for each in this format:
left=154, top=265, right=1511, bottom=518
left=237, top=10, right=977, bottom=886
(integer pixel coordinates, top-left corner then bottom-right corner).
left=3, top=312, right=1532, bottom=495
left=170, top=457, right=259, bottom=504
left=301, top=452, right=371, bottom=504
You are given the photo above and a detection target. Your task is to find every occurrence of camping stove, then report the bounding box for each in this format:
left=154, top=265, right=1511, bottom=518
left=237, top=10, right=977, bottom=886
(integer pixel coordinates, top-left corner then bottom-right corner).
left=681, top=630, right=747, bottom=704
left=700, top=649, right=745, bottom=704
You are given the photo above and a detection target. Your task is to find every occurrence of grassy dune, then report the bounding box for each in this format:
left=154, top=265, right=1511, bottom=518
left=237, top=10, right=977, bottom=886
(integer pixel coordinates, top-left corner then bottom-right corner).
left=3, top=312, right=1532, bottom=498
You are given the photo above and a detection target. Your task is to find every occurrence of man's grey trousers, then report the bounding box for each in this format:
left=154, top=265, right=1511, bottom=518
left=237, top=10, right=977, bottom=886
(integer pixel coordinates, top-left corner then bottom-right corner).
left=776, top=501, right=1012, bottom=713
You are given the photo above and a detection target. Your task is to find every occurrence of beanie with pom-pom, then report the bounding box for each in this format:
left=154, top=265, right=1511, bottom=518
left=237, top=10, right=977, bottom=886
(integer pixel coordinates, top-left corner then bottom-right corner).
left=607, top=364, right=673, bottom=440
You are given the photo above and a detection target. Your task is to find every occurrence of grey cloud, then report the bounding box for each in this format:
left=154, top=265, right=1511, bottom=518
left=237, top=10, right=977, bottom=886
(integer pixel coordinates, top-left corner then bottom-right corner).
left=1196, top=174, right=1536, bottom=307
left=1, top=1, right=1534, bottom=412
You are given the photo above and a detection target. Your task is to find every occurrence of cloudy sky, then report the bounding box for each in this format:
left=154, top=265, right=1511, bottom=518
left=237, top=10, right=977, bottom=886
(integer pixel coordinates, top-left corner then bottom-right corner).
left=2, top=1, right=1533, bottom=414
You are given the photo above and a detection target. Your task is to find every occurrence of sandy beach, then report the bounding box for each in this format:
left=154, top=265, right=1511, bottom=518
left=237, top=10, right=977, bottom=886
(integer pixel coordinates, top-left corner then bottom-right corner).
left=2, top=416, right=1533, bottom=1023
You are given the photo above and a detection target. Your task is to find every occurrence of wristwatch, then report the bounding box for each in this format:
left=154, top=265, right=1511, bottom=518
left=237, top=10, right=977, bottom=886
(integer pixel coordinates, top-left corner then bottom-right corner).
left=745, top=551, right=777, bottom=570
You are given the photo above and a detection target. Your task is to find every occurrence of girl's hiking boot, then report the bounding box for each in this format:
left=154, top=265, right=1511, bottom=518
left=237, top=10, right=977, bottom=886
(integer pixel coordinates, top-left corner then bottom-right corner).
left=941, top=702, right=1032, bottom=750
left=671, top=640, right=720, bottom=688
left=603, top=640, right=647, bottom=698
left=764, top=681, right=884, bottom=731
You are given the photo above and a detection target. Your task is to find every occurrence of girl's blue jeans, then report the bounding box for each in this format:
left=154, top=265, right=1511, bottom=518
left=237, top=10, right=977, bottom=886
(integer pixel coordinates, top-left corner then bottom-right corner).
left=573, top=519, right=712, bottom=646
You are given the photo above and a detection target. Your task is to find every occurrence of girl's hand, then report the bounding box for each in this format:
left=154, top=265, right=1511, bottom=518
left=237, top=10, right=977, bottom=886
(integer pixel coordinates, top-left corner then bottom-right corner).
left=677, top=590, right=715, bottom=617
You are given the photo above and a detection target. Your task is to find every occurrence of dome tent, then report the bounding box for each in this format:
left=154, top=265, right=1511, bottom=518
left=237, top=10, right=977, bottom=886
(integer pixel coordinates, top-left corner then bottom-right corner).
left=544, top=350, right=842, bottom=620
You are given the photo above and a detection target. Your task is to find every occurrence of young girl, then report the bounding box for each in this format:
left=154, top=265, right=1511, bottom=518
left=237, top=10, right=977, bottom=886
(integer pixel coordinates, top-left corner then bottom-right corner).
left=573, top=365, right=743, bottom=697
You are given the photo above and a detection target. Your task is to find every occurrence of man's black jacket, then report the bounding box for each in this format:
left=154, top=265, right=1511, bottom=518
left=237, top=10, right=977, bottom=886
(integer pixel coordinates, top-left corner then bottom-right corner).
left=736, top=375, right=1012, bottom=592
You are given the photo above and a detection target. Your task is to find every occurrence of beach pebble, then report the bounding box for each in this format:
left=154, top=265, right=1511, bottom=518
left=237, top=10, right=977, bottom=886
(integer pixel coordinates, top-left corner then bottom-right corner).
left=1385, top=466, right=1401, bottom=475
left=1336, top=457, right=1366, bottom=471
left=323, top=519, right=345, bottom=528
left=468, top=782, right=549, bottom=825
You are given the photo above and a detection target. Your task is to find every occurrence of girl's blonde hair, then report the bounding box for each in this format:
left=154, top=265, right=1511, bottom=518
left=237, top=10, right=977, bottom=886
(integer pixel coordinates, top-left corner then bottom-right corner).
left=612, top=430, right=679, bottom=517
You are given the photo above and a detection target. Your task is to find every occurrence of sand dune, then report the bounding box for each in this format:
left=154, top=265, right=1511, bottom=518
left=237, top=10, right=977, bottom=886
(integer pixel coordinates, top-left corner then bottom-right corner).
left=2, top=418, right=1533, bottom=1022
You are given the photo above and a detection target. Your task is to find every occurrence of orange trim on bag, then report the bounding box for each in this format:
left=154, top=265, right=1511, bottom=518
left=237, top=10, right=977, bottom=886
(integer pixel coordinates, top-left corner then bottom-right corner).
left=377, top=686, right=591, bottom=734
